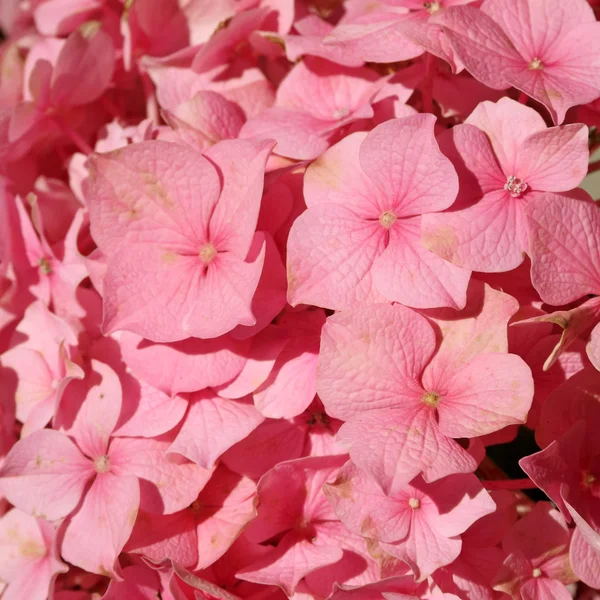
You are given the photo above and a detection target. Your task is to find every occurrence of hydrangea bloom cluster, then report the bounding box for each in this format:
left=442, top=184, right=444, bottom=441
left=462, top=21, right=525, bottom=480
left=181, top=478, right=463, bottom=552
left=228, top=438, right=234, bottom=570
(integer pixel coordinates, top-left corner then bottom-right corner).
left=1, top=0, right=600, bottom=598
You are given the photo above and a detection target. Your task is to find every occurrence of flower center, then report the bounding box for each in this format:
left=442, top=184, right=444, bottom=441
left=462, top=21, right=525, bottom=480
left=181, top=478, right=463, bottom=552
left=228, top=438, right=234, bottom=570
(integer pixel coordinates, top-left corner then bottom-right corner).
left=423, top=1, right=441, bottom=13
left=422, top=392, right=440, bottom=408
left=199, top=243, right=217, bottom=264
left=38, top=256, right=53, bottom=275
left=94, top=455, right=111, bottom=473
left=408, top=497, right=421, bottom=509
left=332, top=107, right=350, bottom=120
left=528, top=57, right=544, bottom=70
left=379, top=211, right=397, bottom=229
left=532, top=568, right=542, bottom=578
left=582, top=471, right=597, bottom=487
left=504, top=175, right=528, bottom=197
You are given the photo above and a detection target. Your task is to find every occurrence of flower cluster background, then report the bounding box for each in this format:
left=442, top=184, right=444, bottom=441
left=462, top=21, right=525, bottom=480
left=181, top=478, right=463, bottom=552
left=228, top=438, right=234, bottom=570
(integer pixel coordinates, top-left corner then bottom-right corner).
left=1, top=0, right=600, bottom=599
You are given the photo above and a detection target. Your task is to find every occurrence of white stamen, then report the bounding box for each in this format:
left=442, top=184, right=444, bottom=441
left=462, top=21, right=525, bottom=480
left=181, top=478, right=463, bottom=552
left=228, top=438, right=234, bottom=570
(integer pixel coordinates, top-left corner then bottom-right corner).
left=504, top=175, right=528, bottom=197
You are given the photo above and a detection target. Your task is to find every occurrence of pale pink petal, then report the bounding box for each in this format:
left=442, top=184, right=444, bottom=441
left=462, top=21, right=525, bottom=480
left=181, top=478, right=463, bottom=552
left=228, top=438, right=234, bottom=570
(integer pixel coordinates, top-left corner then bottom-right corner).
left=526, top=195, right=600, bottom=305
left=254, top=335, right=320, bottom=419
left=61, top=472, right=139, bottom=578
left=383, top=520, right=462, bottom=582
left=421, top=189, right=529, bottom=273
left=317, top=303, right=436, bottom=420
left=0, top=508, right=66, bottom=600
left=1, top=347, right=54, bottom=424
left=465, top=97, right=546, bottom=178
left=203, top=138, right=274, bottom=259
left=33, top=0, right=103, bottom=36
left=120, top=331, right=249, bottom=396
left=286, top=203, right=387, bottom=310
left=193, top=467, right=258, bottom=569
left=516, top=124, right=589, bottom=191
left=338, top=407, right=477, bottom=494
left=422, top=281, right=519, bottom=386
left=303, top=131, right=385, bottom=218
left=113, top=377, right=187, bottom=438
left=570, top=528, right=600, bottom=588
left=109, top=435, right=212, bottom=514
left=169, top=91, right=245, bottom=147
left=323, top=461, right=411, bottom=543
left=436, top=353, right=533, bottom=438
left=0, top=429, right=93, bottom=520
left=70, top=360, right=122, bottom=459
left=101, top=233, right=265, bottom=342
left=520, top=577, right=573, bottom=600
left=425, top=474, right=496, bottom=538
left=240, top=107, right=333, bottom=160
left=358, top=114, right=459, bottom=217
left=435, top=6, right=523, bottom=91
left=237, top=531, right=344, bottom=596
left=168, top=392, right=264, bottom=469
left=373, top=216, right=470, bottom=309
left=325, top=13, right=424, bottom=63
left=215, top=325, right=288, bottom=399
left=481, top=0, right=596, bottom=59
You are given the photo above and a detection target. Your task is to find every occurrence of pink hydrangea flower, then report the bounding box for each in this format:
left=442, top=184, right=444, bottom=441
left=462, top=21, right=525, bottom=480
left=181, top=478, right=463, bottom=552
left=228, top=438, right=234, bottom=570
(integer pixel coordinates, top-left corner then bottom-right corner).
left=84, top=138, right=274, bottom=342
left=493, top=502, right=577, bottom=600
left=240, top=57, right=386, bottom=160
left=317, top=285, right=533, bottom=493
left=437, top=0, right=600, bottom=123
left=324, top=461, right=496, bottom=581
left=0, top=360, right=211, bottom=577
left=236, top=455, right=378, bottom=595
left=0, top=508, right=67, bottom=600
left=421, top=98, right=589, bottom=273
left=287, top=114, right=471, bottom=311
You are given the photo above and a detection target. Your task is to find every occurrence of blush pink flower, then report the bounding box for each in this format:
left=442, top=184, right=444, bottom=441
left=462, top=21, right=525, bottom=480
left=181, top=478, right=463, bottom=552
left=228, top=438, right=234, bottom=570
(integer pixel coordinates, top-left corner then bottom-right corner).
left=421, top=98, right=589, bottom=273
left=493, top=502, right=577, bottom=600
left=0, top=360, right=212, bottom=578
left=126, top=465, right=257, bottom=570
left=0, top=508, right=67, bottom=600
left=84, top=138, right=274, bottom=342
left=437, top=0, right=600, bottom=123
left=318, top=284, right=533, bottom=493
left=240, top=57, right=386, bottom=160
left=236, top=455, right=377, bottom=596
left=0, top=301, right=83, bottom=436
left=324, top=0, right=474, bottom=67
left=324, top=461, right=495, bottom=581
left=287, top=114, right=471, bottom=311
